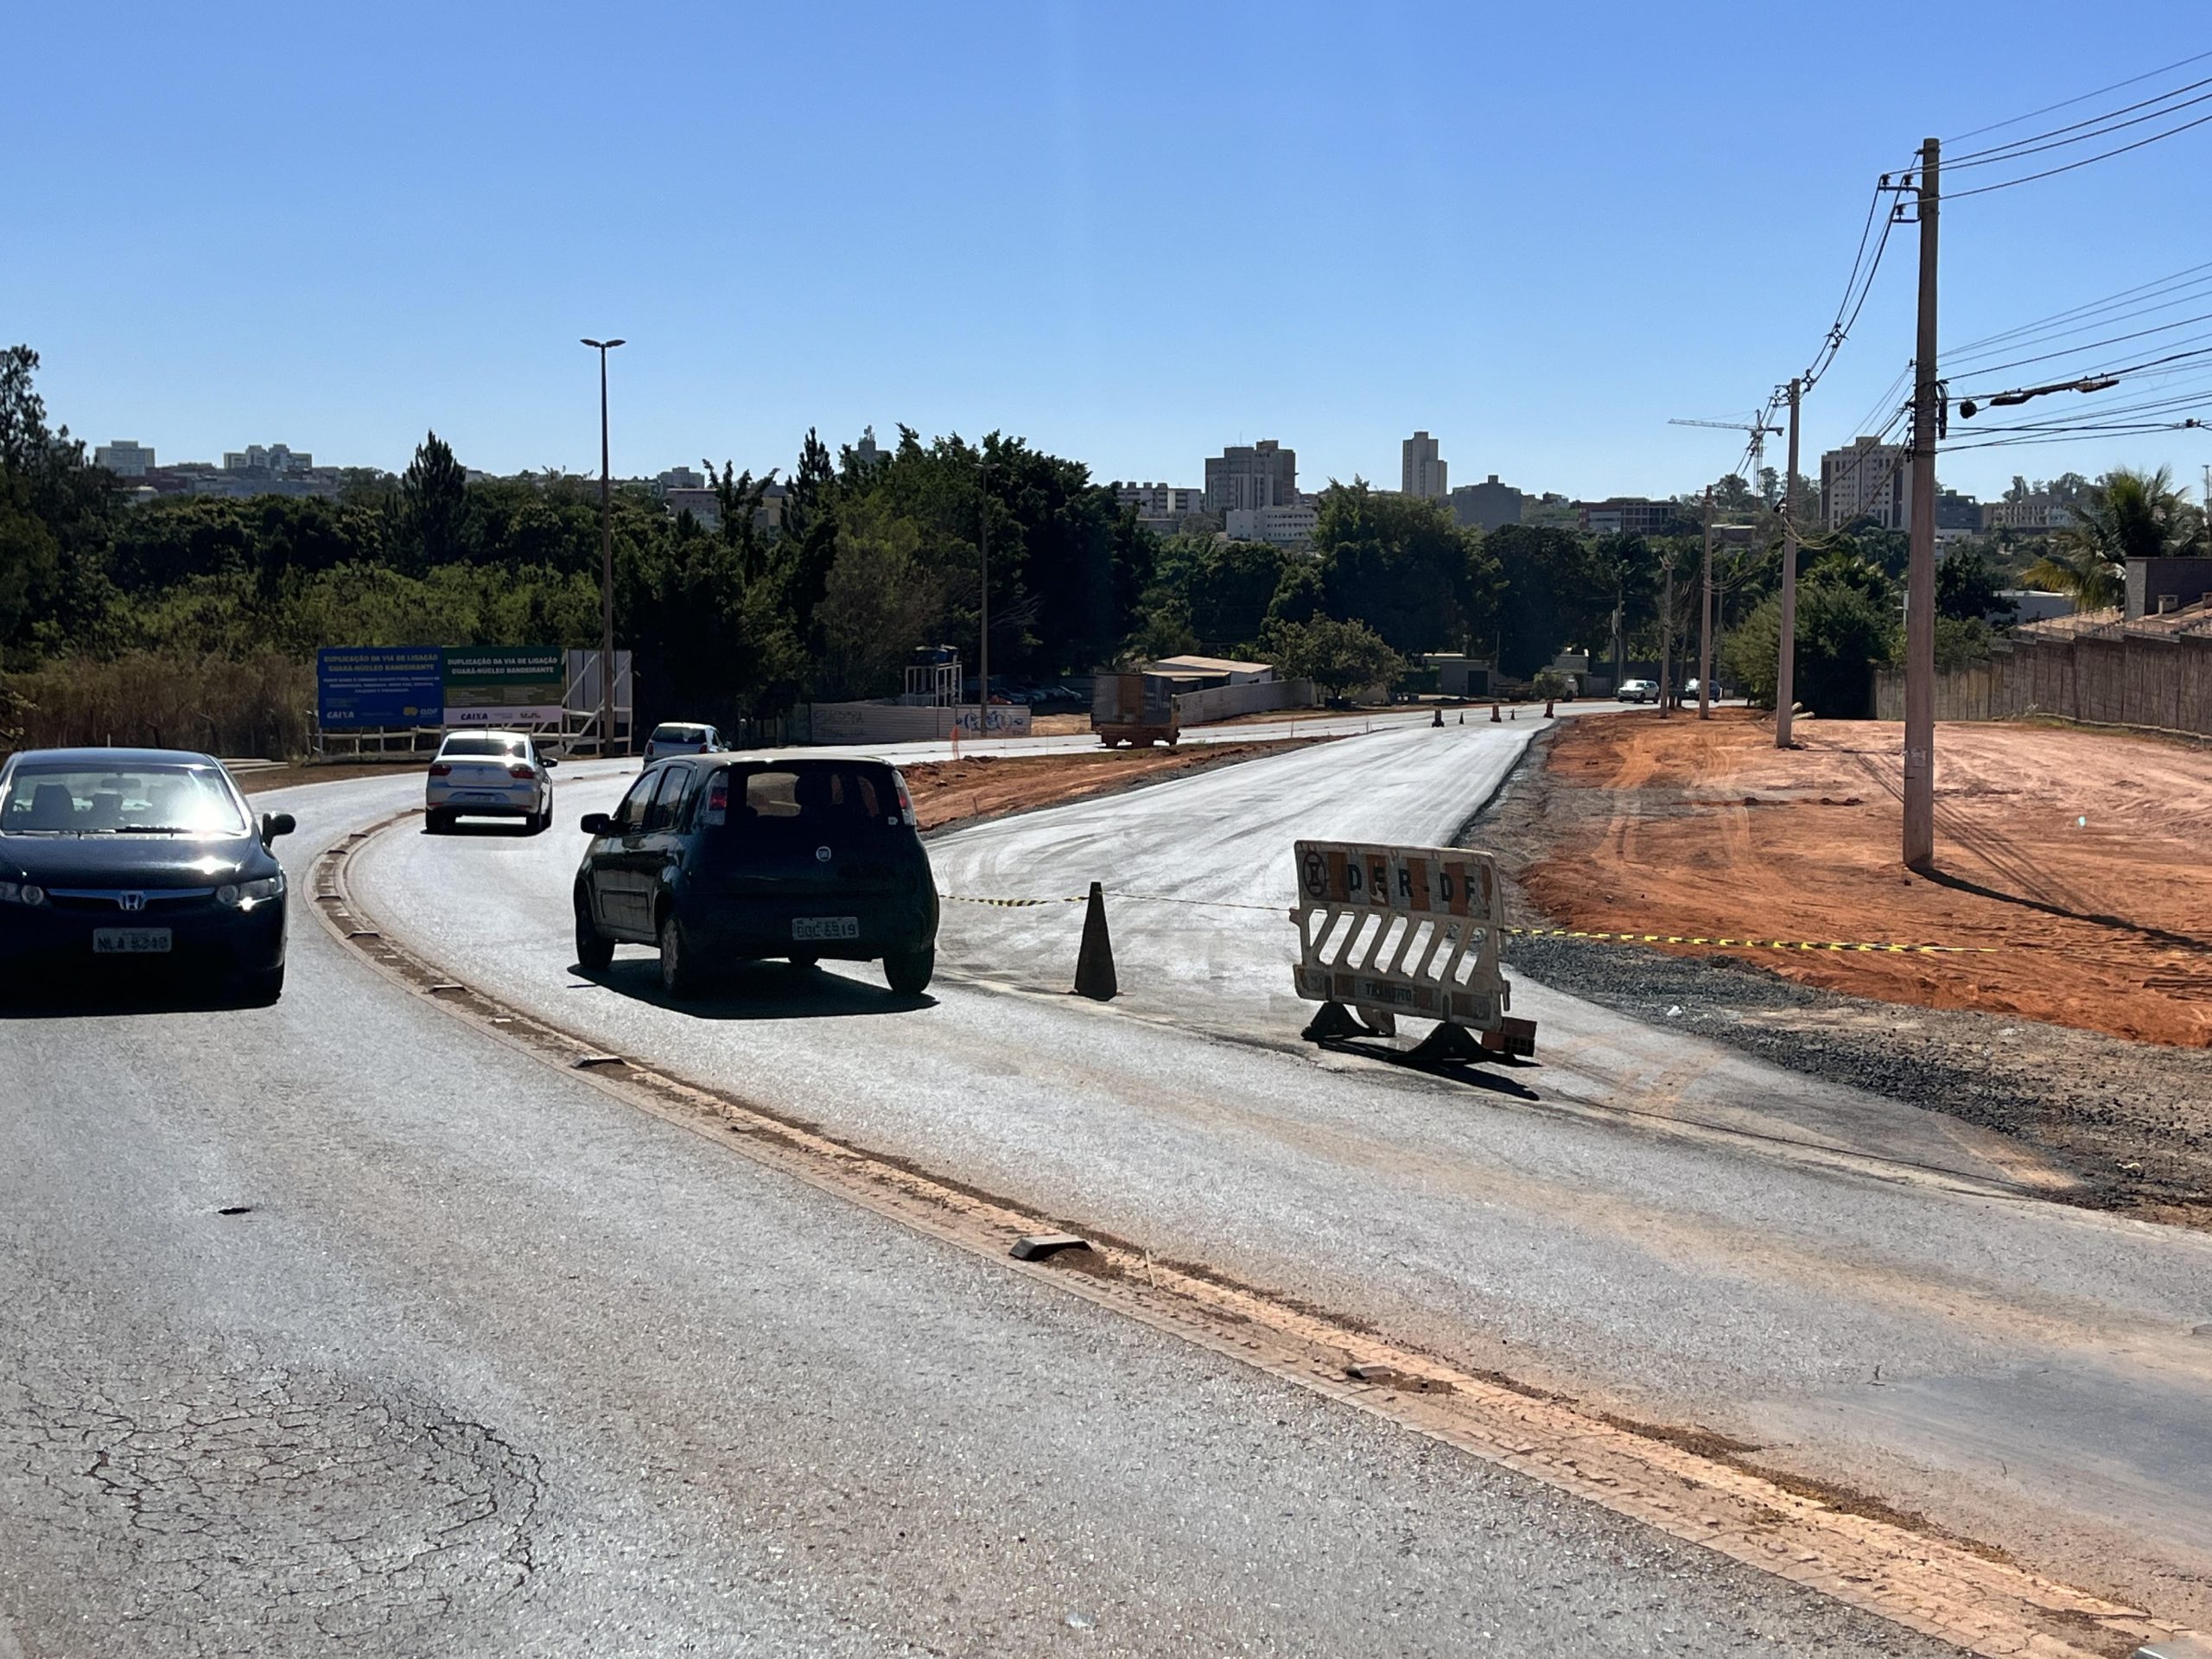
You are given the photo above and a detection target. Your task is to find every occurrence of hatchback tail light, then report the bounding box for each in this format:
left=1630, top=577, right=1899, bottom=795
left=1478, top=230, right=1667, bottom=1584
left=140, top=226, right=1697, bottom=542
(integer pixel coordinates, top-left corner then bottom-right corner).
left=428, top=763, right=452, bottom=777
left=702, top=773, right=729, bottom=827
left=509, top=764, right=536, bottom=780
left=892, top=771, right=918, bottom=827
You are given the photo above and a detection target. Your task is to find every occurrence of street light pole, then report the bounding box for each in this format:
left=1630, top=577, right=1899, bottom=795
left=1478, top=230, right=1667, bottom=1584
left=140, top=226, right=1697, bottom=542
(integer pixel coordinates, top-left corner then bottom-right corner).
left=1698, top=485, right=1714, bottom=720
left=582, top=337, right=625, bottom=756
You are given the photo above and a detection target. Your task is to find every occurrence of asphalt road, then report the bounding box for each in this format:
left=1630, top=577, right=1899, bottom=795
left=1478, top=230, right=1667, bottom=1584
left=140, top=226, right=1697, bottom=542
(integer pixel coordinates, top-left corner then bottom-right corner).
left=0, top=753, right=1963, bottom=1656
left=346, top=721, right=2212, bottom=1625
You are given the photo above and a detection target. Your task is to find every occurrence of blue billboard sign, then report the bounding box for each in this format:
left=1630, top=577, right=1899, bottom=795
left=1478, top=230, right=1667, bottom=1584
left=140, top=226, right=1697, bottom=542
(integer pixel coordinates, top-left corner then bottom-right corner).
left=317, top=647, right=445, bottom=729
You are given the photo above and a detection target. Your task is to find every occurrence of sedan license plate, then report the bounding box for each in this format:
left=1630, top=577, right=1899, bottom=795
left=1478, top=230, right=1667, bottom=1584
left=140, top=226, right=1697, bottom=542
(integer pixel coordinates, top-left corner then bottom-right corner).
left=93, top=928, right=172, bottom=955
left=792, top=916, right=860, bottom=942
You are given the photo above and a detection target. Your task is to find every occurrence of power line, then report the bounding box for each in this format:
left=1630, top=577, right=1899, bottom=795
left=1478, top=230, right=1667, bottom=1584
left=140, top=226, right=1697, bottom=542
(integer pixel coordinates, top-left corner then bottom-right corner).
left=1945, top=48, right=2212, bottom=144
left=1946, top=79, right=2212, bottom=168
left=1948, top=106, right=2212, bottom=200
left=1944, top=257, right=2212, bottom=357
left=1942, top=270, right=2212, bottom=366
left=1942, top=308, right=2212, bottom=381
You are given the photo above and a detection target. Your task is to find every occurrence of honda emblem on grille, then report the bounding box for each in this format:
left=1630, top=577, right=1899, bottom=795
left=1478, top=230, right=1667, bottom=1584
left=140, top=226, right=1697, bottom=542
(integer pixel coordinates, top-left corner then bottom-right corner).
left=118, top=892, right=146, bottom=912
left=816, top=845, right=833, bottom=862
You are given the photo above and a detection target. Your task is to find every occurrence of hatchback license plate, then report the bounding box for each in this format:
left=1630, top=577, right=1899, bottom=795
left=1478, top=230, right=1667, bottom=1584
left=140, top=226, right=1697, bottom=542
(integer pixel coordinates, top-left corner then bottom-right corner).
left=93, top=928, right=172, bottom=955
left=792, top=916, right=860, bottom=942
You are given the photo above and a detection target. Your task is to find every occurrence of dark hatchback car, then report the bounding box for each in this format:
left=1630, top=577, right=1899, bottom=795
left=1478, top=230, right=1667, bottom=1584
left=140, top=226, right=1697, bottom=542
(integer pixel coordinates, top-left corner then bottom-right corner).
left=573, top=753, right=938, bottom=998
left=0, top=747, right=295, bottom=1001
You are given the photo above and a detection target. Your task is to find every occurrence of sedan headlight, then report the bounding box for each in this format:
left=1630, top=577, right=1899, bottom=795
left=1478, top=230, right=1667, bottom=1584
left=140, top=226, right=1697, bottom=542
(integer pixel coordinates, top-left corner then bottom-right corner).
left=0, top=880, right=44, bottom=906
left=216, top=873, right=286, bottom=910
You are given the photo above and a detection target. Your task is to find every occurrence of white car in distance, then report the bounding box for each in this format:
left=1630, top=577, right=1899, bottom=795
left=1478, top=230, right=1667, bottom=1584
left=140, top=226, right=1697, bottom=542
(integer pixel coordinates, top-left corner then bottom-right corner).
left=1618, top=678, right=1658, bottom=703
left=425, top=730, right=556, bottom=835
left=643, top=722, right=721, bottom=766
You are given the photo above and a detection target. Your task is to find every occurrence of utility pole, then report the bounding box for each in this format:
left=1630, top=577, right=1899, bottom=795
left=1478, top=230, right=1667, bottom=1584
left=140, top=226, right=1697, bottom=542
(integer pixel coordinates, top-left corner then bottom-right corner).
left=1657, top=552, right=1676, bottom=719
left=1904, top=137, right=1940, bottom=872
left=1698, top=486, right=1713, bottom=720
left=976, top=460, right=994, bottom=733
left=1777, top=377, right=1802, bottom=747
left=581, top=338, right=626, bottom=757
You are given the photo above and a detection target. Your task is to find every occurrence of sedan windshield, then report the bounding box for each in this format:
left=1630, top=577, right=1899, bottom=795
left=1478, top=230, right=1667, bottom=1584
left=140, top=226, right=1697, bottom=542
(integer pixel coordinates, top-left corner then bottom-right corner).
left=1, top=764, right=251, bottom=836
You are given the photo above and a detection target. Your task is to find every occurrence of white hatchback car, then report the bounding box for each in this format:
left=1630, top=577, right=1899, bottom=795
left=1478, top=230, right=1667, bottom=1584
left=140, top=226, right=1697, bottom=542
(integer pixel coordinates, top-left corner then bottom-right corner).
left=425, top=730, right=555, bottom=834
left=642, top=721, right=721, bottom=766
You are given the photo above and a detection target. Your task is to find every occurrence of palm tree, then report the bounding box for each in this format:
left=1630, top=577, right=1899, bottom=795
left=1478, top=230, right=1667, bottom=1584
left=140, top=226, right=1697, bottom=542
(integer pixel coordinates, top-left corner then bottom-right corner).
left=2020, top=466, right=2184, bottom=609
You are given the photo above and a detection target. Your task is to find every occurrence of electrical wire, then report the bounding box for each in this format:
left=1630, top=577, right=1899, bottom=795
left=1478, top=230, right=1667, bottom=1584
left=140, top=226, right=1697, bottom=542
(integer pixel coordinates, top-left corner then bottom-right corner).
left=1941, top=309, right=2212, bottom=381
left=1942, top=264, right=2212, bottom=363
left=1947, top=107, right=2212, bottom=200
left=1945, top=48, right=2212, bottom=144
left=1945, top=79, right=2212, bottom=168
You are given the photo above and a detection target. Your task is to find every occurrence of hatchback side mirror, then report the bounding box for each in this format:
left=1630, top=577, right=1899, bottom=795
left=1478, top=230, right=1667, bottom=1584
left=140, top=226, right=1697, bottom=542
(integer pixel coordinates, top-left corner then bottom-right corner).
left=261, top=811, right=296, bottom=845
left=542, top=755, right=559, bottom=767
left=579, top=812, right=612, bottom=835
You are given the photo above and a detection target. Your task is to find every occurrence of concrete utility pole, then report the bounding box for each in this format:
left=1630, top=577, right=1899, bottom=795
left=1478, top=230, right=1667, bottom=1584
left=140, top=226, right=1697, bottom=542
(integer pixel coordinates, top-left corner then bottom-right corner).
left=976, top=460, right=994, bottom=732
left=1777, top=377, right=1802, bottom=747
left=1658, top=552, right=1676, bottom=718
left=582, top=337, right=626, bottom=755
left=1698, top=486, right=1714, bottom=720
left=1904, top=138, right=1940, bottom=871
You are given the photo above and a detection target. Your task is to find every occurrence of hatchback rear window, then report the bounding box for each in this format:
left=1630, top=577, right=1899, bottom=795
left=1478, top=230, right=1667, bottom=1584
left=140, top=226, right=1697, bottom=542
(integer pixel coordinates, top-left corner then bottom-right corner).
left=706, top=765, right=896, bottom=835
left=651, top=725, right=708, bottom=742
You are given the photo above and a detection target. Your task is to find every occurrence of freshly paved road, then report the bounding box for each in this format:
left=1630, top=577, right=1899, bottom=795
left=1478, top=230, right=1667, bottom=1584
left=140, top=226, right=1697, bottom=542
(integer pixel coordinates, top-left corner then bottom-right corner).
left=1, top=757, right=1960, bottom=1656
left=349, top=721, right=2212, bottom=1625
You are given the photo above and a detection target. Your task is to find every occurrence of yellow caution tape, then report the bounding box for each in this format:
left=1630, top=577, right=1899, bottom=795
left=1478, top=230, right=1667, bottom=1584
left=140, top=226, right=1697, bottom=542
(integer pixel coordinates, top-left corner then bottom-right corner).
left=1504, top=926, right=1994, bottom=955
left=940, top=893, right=1997, bottom=953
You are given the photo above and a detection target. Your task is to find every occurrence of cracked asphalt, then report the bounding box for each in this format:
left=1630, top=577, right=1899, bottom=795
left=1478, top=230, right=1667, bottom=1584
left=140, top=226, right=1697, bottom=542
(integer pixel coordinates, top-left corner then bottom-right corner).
left=0, top=759, right=1960, bottom=1656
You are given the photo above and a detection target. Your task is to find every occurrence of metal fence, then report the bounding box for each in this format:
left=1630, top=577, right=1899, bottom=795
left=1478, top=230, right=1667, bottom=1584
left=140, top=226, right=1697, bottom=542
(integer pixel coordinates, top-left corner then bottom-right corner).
left=1874, top=626, right=2212, bottom=738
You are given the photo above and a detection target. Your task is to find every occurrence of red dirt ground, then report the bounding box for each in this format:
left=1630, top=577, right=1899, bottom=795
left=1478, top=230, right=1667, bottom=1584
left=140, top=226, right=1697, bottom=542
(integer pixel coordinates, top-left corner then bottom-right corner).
left=1521, top=711, right=2212, bottom=1048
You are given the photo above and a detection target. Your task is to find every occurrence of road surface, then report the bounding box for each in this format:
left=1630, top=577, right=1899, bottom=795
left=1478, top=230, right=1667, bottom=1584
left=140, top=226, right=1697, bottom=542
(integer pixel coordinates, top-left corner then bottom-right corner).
left=346, top=720, right=2212, bottom=1628
left=0, top=748, right=1964, bottom=1657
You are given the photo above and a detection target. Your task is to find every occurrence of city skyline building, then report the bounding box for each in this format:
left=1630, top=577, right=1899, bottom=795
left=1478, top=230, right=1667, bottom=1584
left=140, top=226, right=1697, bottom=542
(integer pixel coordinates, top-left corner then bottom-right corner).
left=1402, top=430, right=1446, bottom=499
left=1203, top=439, right=1297, bottom=517
left=1821, top=436, right=1911, bottom=532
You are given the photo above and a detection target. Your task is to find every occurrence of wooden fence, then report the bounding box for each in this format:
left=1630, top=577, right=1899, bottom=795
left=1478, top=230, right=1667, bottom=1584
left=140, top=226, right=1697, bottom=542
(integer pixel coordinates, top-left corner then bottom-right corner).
left=1874, top=626, right=2212, bottom=738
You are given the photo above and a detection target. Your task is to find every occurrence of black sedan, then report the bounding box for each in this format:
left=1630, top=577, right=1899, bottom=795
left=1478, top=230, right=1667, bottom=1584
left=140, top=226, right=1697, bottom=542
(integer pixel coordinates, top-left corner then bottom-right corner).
left=0, top=747, right=295, bottom=1002
left=573, top=753, right=938, bottom=998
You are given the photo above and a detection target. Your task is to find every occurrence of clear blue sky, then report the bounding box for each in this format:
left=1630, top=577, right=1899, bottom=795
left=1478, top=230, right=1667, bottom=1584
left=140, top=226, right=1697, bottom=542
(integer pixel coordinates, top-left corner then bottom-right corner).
left=10, top=1, right=2210, bottom=505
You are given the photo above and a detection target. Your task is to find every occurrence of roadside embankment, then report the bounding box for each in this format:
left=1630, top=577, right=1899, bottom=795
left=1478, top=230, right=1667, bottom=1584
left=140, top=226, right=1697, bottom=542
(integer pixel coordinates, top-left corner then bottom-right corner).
left=1470, top=710, right=2212, bottom=1226
left=905, top=741, right=1325, bottom=830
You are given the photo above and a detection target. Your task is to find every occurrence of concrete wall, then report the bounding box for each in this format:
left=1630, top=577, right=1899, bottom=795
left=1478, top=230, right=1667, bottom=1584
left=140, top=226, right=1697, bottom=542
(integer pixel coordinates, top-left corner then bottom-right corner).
left=1873, top=632, right=2212, bottom=737
left=1173, top=677, right=1316, bottom=726
left=807, top=702, right=1033, bottom=744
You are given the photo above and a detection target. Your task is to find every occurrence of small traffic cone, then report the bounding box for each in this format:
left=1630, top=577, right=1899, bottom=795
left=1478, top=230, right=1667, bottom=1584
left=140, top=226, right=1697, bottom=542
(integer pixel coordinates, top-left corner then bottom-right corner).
left=1074, top=880, right=1117, bottom=1000
left=1490, top=702, right=1500, bottom=723
left=1431, top=707, right=1444, bottom=728
left=1457, top=709, right=1465, bottom=724
left=1544, top=698, right=1554, bottom=716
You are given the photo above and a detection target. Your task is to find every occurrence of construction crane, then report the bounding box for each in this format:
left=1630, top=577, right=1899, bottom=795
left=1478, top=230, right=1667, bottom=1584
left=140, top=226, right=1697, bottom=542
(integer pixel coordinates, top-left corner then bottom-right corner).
left=1669, top=410, right=1784, bottom=481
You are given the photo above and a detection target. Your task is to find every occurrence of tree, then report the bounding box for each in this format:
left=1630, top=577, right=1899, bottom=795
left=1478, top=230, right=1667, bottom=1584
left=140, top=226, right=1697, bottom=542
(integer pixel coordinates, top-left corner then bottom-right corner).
left=1181, top=540, right=1286, bottom=648
left=810, top=500, right=945, bottom=701
left=2022, top=466, right=2187, bottom=610
left=1936, top=544, right=2014, bottom=624
left=1311, top=483, right=1493, bottom=656
left=401, top=431, right=467, bottom=570
left=1486, top=524, right=1606, bottom=677
left=1263, top=615, right=1403, bottom=698
left=1721, top=579, right=1896, bottom=717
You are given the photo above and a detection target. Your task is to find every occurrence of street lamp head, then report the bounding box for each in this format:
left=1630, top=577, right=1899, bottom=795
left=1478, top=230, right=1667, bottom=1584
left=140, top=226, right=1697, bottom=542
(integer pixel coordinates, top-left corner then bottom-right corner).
left=580, top=337, right=626, bottom=351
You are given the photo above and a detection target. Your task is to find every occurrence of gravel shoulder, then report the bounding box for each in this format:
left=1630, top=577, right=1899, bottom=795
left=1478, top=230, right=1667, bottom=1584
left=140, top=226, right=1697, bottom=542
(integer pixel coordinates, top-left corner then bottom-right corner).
left=1467, top=722, right=2212, bottom=1230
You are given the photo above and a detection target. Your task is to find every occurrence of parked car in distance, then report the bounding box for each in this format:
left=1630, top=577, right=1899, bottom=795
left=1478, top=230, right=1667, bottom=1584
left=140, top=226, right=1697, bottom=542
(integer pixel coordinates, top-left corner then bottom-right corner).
left=0, top=747, right=293, bottom=1001
left=643, top=721, right=721, bottom=766
left=1618, top=678, right=1658, bottom=703
left=426, top=729, right=555, bottom=834
left=573, top=753, right=938, bottom=999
